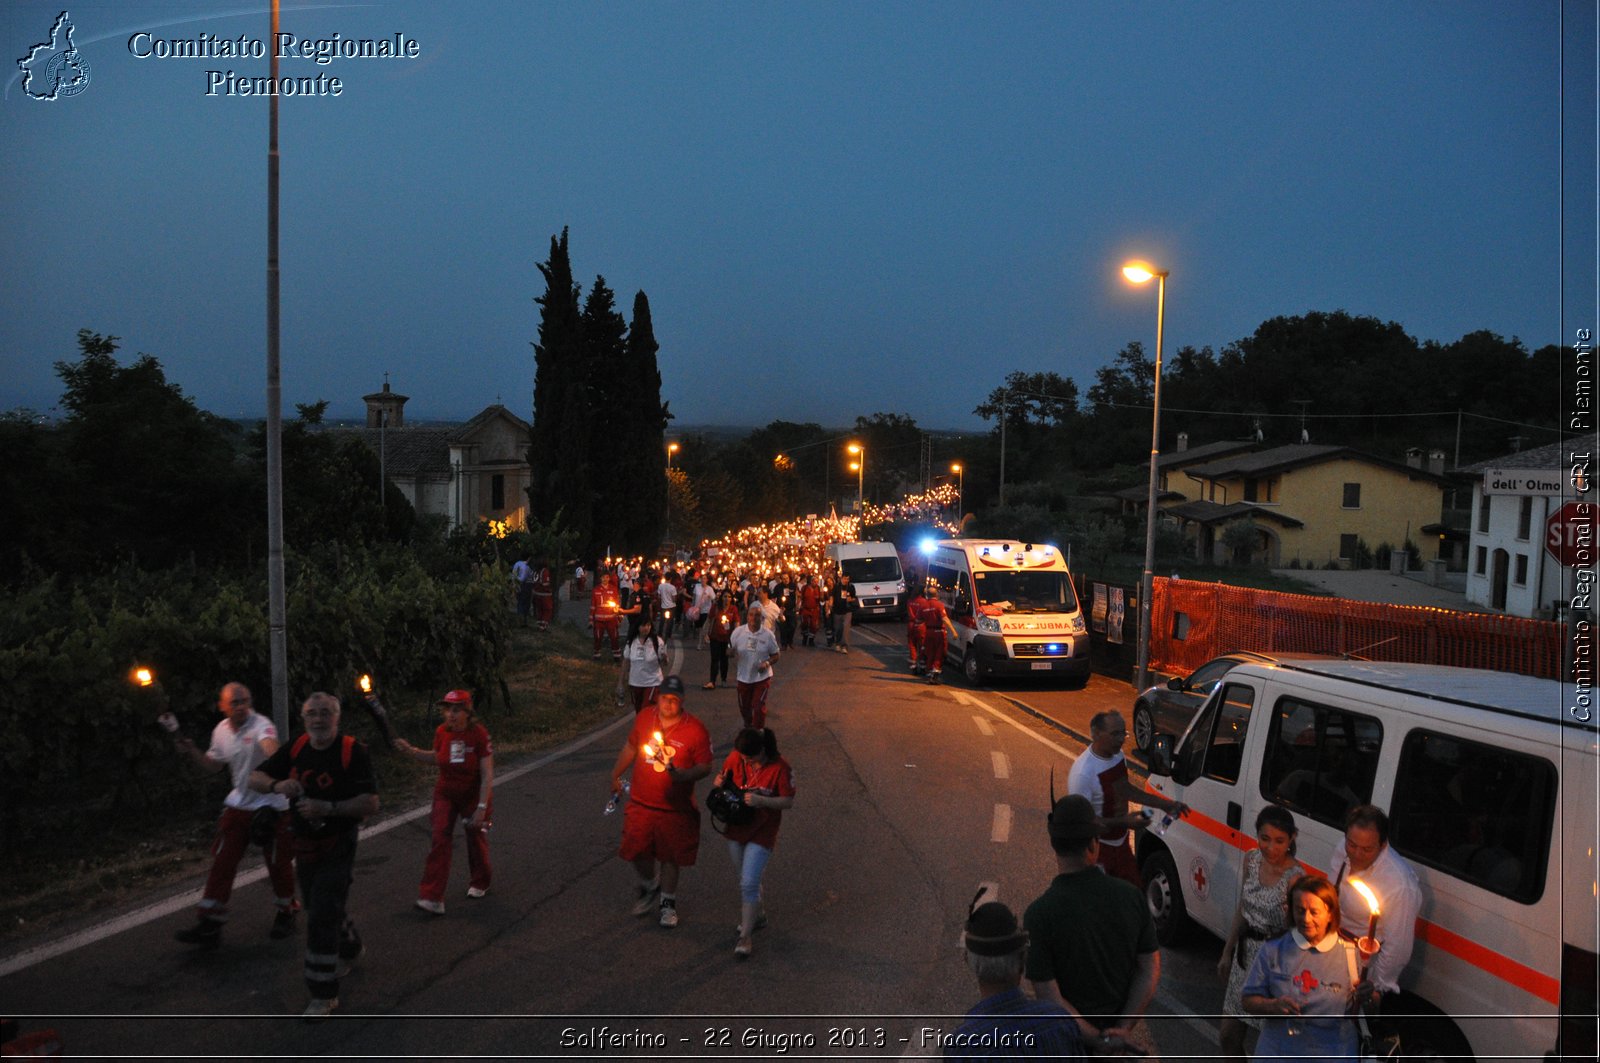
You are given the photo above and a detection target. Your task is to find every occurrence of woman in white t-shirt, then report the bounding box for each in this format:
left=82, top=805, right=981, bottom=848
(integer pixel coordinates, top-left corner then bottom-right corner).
left=621, top=616, right=671, bottom=712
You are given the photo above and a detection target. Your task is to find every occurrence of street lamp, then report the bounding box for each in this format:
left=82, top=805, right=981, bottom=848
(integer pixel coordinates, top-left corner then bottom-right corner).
left=666, top=441, right=680, bottom=469
left=847, top=443, right=864, bottom=513
left=1122, top=259, right=1168, bottom=692
left=951, top=462, right=964, bottom=515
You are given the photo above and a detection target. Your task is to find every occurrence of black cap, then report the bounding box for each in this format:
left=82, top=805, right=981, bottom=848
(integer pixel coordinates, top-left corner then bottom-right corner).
left=962, top=889, right=1029, bottom=956
left=659, top=675, right=686, bottom=698
left=1047, top=794, right=1102, bottom=842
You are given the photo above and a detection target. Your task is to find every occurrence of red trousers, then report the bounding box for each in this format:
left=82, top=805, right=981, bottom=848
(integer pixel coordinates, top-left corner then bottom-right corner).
left=922, top=629, right=947, bottom=673
left=199, top=806, right=297, bottom=918
left=1096, top=837, right=1142, bottom=889
left=593, top=618, right=620, bottom=654
left=418, top=790, right=491, bottom=902
left=736, top=678, right=771, bottom=729
left=907, top=622, right=926, bottom=662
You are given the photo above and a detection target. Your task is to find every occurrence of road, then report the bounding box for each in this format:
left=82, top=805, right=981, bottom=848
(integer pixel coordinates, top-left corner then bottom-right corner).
left=1, top=619, right=1232, bottom=1059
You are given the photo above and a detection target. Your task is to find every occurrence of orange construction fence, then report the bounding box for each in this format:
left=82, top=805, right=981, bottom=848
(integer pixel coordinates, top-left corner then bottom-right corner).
left=1149, top=578, right=1566, bottom=680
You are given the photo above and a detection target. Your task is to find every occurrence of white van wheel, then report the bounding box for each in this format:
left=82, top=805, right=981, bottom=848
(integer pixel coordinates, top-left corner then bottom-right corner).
left=1142, top=850, right=1189, bottom=946
left=1132, top=703, right=1155, bottom=753
left=963, top=649, right=984, bottom=687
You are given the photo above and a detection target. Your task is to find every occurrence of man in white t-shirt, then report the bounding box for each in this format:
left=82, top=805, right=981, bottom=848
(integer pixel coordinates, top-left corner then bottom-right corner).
left=1066, top=710, right=1188, bottom=889
left=169, top=682, right=297, bottom=946
left=658, top=575, right=680, bottom=637
left=729, top=605, right=781, bottom=730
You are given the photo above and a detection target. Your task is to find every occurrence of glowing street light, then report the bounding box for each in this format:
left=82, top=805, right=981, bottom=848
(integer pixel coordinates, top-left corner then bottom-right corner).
left=847, top=443, right=864, bottom=512
left=666, top=441, right=681, bottom=469
left=951, top=462, right=964, bottom=515
left=1121, top=259, right=1169, bottom=692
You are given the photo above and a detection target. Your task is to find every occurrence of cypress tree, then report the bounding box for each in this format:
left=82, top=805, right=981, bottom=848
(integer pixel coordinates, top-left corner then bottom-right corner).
left=581, top=276, right=629, bottom=558
left=528, top=229, right=585, bottom=530
left=618, top=291, right=670, bottom=553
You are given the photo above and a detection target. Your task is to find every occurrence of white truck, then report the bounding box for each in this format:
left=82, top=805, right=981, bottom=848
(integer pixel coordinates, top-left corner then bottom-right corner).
left=824, top=541, right=908, bottom=620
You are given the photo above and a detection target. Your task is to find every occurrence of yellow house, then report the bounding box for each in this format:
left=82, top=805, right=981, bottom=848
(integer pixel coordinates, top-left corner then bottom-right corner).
left=1171, top=444, right=1447, bottom=567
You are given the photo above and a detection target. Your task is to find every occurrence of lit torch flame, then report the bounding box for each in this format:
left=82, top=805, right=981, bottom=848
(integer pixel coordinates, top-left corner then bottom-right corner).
left=1349, top=876, right=1382, bottom=952
left=358, top=674, right=372, bottom=694
left=132, top=667, right=155, bottom=687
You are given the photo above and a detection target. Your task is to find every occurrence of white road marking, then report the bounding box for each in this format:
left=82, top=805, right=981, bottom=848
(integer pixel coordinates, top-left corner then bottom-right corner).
left=990, top=751, right=1010, bottom=779
left=972, top=715, right=993, bottom=736
left=0, top=713, right=636, bottom=979
left=990, top=803, right=1012, bottom=843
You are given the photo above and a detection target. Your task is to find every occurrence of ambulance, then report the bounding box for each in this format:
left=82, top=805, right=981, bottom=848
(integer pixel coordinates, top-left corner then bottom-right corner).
left=825, top=540, right=908, bottom=620
left=1136, top=657, right=1598, bottom=1062
left=921, top=539, right=1090, bottom=686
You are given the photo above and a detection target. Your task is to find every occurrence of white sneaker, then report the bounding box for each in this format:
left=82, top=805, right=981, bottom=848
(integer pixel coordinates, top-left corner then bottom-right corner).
left=414, top=898, right=445, bottom=915
left=466, top=887, right=488, bottom=899
left=658, top=900, right=679, bottom=929
left=302, top=997, right=338, bottom=1021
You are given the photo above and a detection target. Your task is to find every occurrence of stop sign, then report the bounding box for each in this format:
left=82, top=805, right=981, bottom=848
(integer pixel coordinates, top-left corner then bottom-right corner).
left=1545, top=501, right=1597, bottom=567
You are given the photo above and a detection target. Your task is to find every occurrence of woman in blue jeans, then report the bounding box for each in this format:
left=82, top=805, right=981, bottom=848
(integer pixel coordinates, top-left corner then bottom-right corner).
left=713, top=727, right=796, bottom=959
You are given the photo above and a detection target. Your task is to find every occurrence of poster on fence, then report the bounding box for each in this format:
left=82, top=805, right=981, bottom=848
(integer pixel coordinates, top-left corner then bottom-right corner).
left=1092, top=583, right=1107, bottom=633
left=1107, top=587, right=1125, bottom=644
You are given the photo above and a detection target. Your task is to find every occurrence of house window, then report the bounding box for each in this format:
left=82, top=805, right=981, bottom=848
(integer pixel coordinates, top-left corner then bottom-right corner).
left=1244, top=479, right=1258, bottom=503
left=1477, top=498, right=1490, bottom=533
left=491, top=474, right=505, bottom=511
left=1517, top=497, right=1532, bottom=540
left=1339, top=534, right=1359, bottom=560
left=1514, top=554, right=1528, bottom=585
left=1342, top=482, right=1361, bottom=509
left=1475, top=546, right=1487, bottom=575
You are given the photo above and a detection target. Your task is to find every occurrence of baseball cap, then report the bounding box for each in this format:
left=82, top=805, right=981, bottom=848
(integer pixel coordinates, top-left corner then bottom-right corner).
left=659, top=675, right=686, bottom=698
left=438, top=689, right=473, bottom=706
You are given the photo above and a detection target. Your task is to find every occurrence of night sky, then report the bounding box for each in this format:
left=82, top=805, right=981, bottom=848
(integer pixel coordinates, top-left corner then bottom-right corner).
left=2, top=1, right=1593, bottom=431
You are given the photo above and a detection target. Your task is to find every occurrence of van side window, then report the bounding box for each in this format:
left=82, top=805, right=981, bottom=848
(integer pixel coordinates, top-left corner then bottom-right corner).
left=1261, top=697, right=1382, bottom=828
left=1390, top=731, right=1555, bottom=904
left=928, top=563, right=970, bottom=618
left=1173, top=683, right=1253, bottom=784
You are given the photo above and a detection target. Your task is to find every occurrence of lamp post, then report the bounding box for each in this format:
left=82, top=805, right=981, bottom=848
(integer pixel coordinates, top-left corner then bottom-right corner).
left=1122, top=260, right=1168, bottom=693
left=666, top=441, right=680, bottom=469
left=665, top=441, right=680, bottom=543
left=847, top=443, right=864, bottom=513
left=951, top=462, right=964, bottom=515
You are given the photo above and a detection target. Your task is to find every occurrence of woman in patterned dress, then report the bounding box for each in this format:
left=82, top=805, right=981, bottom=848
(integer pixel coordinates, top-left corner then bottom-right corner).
left=1217, top=804, right=1304, bottom=1060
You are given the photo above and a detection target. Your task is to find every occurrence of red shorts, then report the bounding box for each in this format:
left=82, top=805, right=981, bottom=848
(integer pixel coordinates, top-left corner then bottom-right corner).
left=618, top=804, right=701, bottom=866
left=1096, top=837, right=1142, bottom=889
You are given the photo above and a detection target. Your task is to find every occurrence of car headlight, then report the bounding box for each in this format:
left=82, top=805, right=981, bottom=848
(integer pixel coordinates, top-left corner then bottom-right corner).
left=977, top=615, right=1001, bottom=635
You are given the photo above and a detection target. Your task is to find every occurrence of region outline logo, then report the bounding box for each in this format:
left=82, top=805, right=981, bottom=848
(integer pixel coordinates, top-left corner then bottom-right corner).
left=18, top=10, right=91, bottom=101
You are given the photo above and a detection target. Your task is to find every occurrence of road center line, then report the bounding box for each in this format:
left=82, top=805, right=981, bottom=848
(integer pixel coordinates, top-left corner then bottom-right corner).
left=990, top=751, right=1010, bottom=779
left=972, top=715, right=993, bottom=736
left=990, top=803, right=1012, bottom=843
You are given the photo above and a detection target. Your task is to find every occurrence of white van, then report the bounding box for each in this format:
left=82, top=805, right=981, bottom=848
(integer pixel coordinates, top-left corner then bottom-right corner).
left=1136, top=658, right=1598, bottom=1062
left=921, top=539, right=1090, bottom=687
left=825, top=541, right=908, bottom=620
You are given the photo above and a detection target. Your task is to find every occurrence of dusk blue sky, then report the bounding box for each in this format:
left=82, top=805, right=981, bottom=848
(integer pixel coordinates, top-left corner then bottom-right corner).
left=3, top=2, right=1594, bottom=432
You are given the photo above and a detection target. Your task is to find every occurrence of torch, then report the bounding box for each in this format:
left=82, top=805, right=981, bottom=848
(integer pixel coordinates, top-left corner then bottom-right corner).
left=134, top=665, right=179, bottom=734
left=640, top=731, right=672, bottom=772
left=1348, top=876, right=1382, bottom=971
left=356, top=673, right=401, bottom=749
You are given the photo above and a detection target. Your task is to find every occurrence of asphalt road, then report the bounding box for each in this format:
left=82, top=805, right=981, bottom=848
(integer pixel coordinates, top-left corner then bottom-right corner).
left=1, top=619, right=1234, bottom=1059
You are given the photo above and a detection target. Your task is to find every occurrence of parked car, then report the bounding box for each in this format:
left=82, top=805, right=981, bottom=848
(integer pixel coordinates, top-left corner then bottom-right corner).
left=1131, top=651, right=1334, bottom=753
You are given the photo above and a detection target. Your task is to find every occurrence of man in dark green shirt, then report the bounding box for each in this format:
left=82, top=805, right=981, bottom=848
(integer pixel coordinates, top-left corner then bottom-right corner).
left=1024, top=794, right=1161, bottom=1055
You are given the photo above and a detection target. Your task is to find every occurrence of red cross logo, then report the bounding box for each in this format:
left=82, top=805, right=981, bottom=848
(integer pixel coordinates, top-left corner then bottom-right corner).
left=1192, top=864, right=1208, bottom=891
left=1292, top=969, right=1320, bottom=994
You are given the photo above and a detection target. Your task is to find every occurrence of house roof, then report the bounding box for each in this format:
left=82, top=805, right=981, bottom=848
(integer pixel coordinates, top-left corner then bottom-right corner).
left=1109, top=485, right=1186, bottom=504
left=1183, top=443, right=1449, bottom=485
left=1156, top=439, right=1259, bottom=471
left=1164, top=500, right=1306, bottom=529
left=1458, top=440, right=1566, bottom=474
left=333, top=405, right=531, bottom=480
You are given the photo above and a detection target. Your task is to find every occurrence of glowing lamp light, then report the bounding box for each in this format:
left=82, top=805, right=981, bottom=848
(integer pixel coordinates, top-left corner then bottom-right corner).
left=358, top=674, right=373, bottom=694
left=132, top=666, right=156, bottom=687
left=1122, top=262, right=1158, bottom=284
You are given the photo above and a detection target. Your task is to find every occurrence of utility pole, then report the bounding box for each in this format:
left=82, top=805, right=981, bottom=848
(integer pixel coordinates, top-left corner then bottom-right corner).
left=265, top=0, right=288, bottom=735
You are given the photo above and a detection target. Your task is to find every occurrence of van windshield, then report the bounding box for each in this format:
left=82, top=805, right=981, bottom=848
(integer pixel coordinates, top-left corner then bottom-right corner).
left=840, top=556, right=902, bottom=583
left=972, top=570, right=1078, bottom=613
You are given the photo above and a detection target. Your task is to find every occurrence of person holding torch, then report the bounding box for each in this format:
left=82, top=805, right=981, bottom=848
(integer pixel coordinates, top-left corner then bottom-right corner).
left=392, top=689, right=494, bottom=915
left=1330, top=805, right=1420, bottom=1028
left=610, top=675, right=712, bottom=929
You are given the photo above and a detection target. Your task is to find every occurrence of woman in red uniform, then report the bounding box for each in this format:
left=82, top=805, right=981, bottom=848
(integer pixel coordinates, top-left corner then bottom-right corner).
left=713, top=727, right=796, bottom=958
left=798, top=574, right=823, bottom=647
left=394, top=690, right=494, bottom=914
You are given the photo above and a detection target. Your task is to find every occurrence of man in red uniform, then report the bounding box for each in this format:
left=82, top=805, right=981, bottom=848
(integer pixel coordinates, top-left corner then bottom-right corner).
left=531, top=558, right=555, bottom=631
left=916, top=582, right=957, bottom=684
left=906, top=597, right=927, bottom=674
left=608, top=675, right=712, bottom=929
left=393, top=690, right=494, bottom=914
left=590, top=571, right=623, bottom=660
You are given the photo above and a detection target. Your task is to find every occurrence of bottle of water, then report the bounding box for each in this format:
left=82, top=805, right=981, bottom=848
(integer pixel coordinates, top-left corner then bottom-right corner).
left=604, top=780, right=631, bottom=815
left=1146, top=809, right=1174, bottom=836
